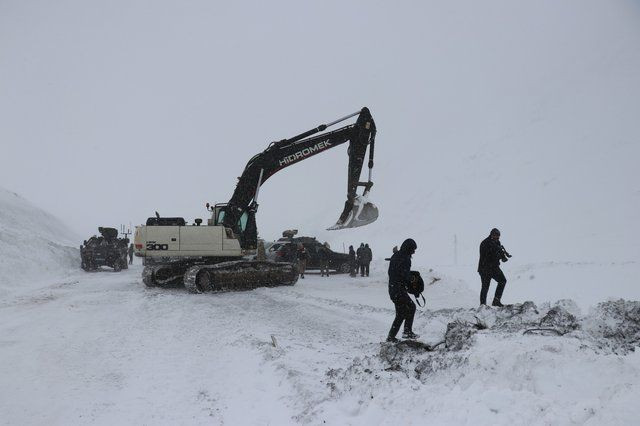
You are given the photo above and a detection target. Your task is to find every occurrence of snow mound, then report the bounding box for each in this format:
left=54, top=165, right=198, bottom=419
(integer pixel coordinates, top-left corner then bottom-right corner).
left=583, top=299, right=640, bottom=354
left=316, top=300, right=640, bottom=424
left=0, top=187, right=79, bottom=292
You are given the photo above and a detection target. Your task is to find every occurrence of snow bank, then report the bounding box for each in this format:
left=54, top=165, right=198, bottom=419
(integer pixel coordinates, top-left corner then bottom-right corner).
left=0, top=187, right=79, bottom=292
left=315, top=300, right=640, bottom=425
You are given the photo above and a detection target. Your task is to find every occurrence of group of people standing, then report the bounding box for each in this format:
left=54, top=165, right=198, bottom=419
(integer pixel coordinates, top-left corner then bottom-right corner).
left=291, top=240, right=372, bottom=279
left=348, top=243, right=372, bottom=277
left=294, top=242, right=333, bottom=279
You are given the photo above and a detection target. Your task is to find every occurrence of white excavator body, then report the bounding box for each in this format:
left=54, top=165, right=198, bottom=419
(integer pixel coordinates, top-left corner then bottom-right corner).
left=134, top=223, right=242, bottom=259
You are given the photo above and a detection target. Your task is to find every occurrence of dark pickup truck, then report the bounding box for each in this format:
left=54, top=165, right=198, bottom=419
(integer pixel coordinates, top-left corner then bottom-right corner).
left=267, top=237, right=351, bottom=273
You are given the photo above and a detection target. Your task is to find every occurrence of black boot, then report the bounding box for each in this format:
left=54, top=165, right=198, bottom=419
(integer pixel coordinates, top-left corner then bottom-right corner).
left=492, top=298, right=504, bottom=307
left=386, top=335, right=399, bottom=343
left=402, top=331, right=420, bottom=340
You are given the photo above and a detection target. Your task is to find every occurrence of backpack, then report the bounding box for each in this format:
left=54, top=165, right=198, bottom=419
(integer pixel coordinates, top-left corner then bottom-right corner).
left=406, top=271, right=426, bottom=307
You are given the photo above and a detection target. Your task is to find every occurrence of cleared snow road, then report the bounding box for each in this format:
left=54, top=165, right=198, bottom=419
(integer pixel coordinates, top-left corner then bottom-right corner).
left=0, top=264, right=428, bottom=425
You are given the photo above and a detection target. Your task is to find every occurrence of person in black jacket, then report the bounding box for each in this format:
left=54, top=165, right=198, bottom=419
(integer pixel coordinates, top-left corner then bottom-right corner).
left=348, top=245, right=357, bottom=277
left=478, top=228, right=508, bottom=307
left=363, top=243, right=372, bottom=277
left=319, top=244, right=330, bottom=277
left=297, top=243, right=308, bottom=279
left=356, top=243, right=366, bottom=276
left=387, top=238, right=419, bottom=342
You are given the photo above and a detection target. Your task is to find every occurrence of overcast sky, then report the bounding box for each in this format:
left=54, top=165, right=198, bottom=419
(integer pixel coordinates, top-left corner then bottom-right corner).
left=1, top=0, right=639, bottom=263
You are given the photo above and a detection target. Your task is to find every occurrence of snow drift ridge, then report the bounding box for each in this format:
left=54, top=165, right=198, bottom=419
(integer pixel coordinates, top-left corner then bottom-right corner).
left=0, top=187, right=79, bottom=291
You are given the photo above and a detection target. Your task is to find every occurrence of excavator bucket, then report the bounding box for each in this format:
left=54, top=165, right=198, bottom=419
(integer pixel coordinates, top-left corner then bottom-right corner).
left=327, top=193, right=379, bottom=230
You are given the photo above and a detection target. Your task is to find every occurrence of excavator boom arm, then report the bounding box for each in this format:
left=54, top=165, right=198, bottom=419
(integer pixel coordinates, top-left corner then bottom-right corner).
left=222, top=107, right=377, bottom=248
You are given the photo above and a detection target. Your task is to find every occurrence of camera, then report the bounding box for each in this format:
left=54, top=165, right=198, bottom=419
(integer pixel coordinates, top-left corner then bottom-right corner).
left=500, top=245, right=512, bottom=262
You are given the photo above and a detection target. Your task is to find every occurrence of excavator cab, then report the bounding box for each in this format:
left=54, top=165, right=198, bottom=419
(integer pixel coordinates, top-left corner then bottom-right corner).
left=210, top=203, right=258, bottom=250
left=211, top=203, right=247, bottom=229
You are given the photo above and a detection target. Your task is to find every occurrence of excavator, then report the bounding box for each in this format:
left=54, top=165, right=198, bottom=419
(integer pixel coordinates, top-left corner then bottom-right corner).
left=134, top=107, right=377, bottom=292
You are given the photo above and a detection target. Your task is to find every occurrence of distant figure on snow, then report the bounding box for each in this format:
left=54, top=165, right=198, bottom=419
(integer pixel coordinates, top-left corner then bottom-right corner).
left=297, top=243, right=308, bottom=279
left=387, top=238, right=420, bottom=342
left=128, top=243, right=134, bottom=265
left=478, top=228, right=509, bottom=307
left=362, top=243, right=372, bottom=277
left=348, top=245, right=356, bottom=277
left=284, top=243, right=297, bottom=263
left=319, top=243, right=330, bottom=277
left=384, top=245, right=398, bottom=261
left=357, top=243, right=366, bottom=276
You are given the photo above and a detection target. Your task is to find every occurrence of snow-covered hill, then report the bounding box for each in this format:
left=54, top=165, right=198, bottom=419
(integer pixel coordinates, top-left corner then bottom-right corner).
left=0, top=187, right=79, bottom=293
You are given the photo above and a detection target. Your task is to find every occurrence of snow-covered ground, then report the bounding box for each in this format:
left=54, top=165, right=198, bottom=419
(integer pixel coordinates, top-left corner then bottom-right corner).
left=1, top=259, right=639, bottom=425
left=1, top=187, right=639, bottom=425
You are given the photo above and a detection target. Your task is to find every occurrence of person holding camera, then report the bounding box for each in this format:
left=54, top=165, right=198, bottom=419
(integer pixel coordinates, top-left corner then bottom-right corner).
left=386, top=238, right=420, bottom=342
left=478, top=228, right=511, bottom=307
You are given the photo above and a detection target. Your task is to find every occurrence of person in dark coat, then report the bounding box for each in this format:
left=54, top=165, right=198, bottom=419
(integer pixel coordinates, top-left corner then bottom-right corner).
left=356, top=243, right=366, bottom=276
left=297, top=243, right=308, bottom=279
left=128, top=243, right=134, bottom=265
left=387, top=238, right=419, bottom=342
left=319, top=244, right=330, bottom=277
left=478, top=228, right=508, bottom=307
left=348, top=245, right=357, bottom=277
left=285, top=243, right=298, bottom=263
left=363, top=243, right=372, bottom=277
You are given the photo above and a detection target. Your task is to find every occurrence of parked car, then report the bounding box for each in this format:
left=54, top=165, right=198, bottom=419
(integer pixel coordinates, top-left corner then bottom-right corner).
left=268, top=237, right=352, bottom=273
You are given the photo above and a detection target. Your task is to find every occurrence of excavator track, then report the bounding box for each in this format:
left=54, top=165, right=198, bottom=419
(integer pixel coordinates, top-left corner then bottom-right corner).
left=184, top=260, right=298, bottom=294
left=142, top=264, right=187, bottom=288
